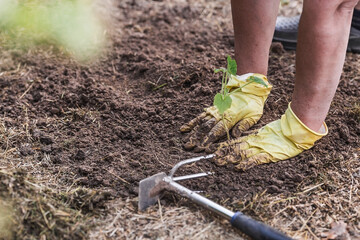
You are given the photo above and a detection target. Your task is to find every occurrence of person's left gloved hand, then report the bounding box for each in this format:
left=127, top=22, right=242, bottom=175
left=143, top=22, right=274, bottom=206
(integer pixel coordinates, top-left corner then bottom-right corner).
left=213, top=103, right=328, bottom=170
left=180, top=73, right=272, bottom=153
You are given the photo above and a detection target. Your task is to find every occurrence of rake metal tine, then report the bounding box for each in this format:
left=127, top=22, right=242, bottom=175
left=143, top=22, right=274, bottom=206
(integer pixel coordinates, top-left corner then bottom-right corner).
left=169, top=154, right=215, bottom=178
left=172, top=172, right=213, bottom=182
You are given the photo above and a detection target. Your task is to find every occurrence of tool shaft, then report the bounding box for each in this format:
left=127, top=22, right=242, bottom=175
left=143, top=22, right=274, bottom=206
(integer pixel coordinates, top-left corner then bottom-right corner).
left=164, top=177, right=234, bottom=220
left=163, top=177, right=292, bottom=240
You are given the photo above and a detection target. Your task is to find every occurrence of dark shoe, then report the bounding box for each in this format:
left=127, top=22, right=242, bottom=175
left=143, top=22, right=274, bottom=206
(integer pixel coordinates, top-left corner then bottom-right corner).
left=349, top=26, right=360, bottom=53
left=273, top=15, right=300, bottom=51
left=273, top=15, right=360, bottom=53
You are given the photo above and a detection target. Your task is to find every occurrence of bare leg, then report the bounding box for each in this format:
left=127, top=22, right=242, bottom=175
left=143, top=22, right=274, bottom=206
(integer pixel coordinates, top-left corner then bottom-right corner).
left=231, top=0, right=280, bottom=75
left=291, top=0, right=359, bottom=131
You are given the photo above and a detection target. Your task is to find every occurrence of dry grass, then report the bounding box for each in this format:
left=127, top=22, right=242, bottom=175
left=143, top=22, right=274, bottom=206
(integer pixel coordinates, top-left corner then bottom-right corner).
left=88, top=151, right=360, bottom=240
left=349, top=102, right=360, bottom=123
left=1, top=0, right=359, bottom=239
left=0, top=117, right=108, bottom=239
left=238, top=153, right=360, bottom=239
left=279, top=0, right=303, bottom=16
left=89, top=198, right=243, bottom=240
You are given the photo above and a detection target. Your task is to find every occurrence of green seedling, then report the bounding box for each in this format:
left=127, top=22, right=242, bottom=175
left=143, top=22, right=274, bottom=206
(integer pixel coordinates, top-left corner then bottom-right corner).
left=214, top=56, right=268, bottom=140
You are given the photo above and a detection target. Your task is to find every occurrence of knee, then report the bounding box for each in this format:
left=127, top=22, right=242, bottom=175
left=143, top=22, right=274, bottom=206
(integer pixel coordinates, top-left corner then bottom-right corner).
left=337, top=0, right=359, bottom=13
left=304, top=0, right=358, bottom=14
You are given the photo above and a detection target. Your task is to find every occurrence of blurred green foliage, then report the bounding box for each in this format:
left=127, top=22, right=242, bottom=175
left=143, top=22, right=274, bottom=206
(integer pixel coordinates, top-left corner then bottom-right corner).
left=0, top=0, right=105, bottom=61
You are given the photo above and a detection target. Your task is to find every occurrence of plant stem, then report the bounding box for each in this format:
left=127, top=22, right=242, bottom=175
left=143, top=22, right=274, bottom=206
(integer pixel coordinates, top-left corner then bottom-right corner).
left=221, top=71, right=225, bottom=95
left=224, top=71, right=229, bottom=90
left=228, top=79, right=256, bottom=95
left=239, top=79, right=254, bottom=89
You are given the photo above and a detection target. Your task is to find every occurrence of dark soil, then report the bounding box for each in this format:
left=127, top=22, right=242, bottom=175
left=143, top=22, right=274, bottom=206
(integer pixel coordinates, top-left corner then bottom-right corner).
left=1, top=0, right=359, bottom=218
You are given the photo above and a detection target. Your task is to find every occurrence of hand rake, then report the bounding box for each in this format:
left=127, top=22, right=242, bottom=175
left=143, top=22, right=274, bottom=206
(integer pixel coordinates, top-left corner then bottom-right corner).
left=139, top=154, right=292, bottom=240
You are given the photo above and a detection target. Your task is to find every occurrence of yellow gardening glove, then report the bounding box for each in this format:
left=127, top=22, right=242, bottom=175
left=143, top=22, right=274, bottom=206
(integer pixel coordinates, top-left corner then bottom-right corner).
left=180, top=73, right=272, bottom=152
left=214, top=103, right=328, bottom=170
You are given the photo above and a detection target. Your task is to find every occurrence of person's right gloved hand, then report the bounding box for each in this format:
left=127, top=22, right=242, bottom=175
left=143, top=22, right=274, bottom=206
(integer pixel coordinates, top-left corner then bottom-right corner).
left=180, top=73, right=272, bottom=152
left=213, top=103, right=328, bottom=170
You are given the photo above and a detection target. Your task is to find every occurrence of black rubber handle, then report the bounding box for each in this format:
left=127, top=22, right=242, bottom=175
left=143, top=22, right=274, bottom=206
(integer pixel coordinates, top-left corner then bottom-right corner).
left=230, top=212, right=293, bottom=240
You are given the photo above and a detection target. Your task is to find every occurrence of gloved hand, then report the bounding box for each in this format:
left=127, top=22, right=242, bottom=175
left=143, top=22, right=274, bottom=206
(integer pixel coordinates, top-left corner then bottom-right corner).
left=214, top=103, right=328, bottom=170
left=180, top=73, right=272, bottom=152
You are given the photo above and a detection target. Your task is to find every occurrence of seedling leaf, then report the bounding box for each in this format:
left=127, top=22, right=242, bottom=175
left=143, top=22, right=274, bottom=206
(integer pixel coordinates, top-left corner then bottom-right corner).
left=249, top=76, right=268, bottom=87
left=214, top=93, right=232, bottom=114
left=227, top=56, right=237, bottom=76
